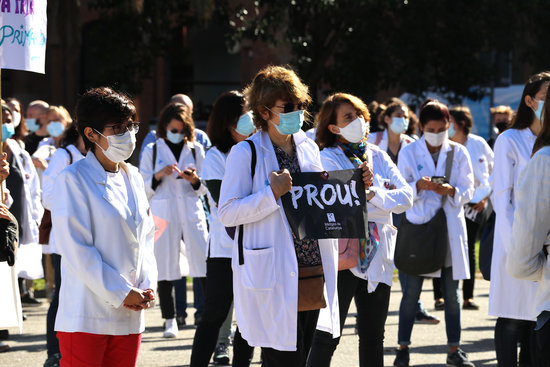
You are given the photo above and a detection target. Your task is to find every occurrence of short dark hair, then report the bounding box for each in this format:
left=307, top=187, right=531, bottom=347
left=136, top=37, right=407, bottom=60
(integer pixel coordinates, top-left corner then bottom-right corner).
left=76, top=87, right=136, bottom=151
left=418, top=99, right=450, bottom=127
left=207, top=91, right=245, bottom=154
left=157, top=103, right=195, bottom=142
left=512, top=71, right=550, bottom=130
left=449, top=106, right=473, bottom=135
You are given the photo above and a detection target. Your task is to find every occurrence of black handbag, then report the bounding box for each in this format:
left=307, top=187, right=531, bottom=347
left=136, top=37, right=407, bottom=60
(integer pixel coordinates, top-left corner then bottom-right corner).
left=0, top=212, right=19, bottom=267
left=394, top=144, right=454, bottom=275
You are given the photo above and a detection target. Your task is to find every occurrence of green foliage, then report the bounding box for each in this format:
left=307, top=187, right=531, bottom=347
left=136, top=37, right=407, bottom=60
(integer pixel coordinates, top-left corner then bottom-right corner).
left=216, top=0, right=550, bottom=103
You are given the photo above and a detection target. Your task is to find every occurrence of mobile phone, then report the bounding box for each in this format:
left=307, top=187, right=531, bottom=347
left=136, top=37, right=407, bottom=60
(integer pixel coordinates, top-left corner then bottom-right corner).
left=431, top=176, right=447, bottom=185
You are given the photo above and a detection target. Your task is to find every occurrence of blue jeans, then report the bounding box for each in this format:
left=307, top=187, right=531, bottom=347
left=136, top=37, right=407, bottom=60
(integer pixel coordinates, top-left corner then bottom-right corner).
left=398, top=267, right=461, bottom=346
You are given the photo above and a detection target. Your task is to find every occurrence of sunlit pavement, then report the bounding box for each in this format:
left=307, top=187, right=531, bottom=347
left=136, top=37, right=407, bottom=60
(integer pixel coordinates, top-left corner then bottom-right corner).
left=1, top=276, right=496, bottom=367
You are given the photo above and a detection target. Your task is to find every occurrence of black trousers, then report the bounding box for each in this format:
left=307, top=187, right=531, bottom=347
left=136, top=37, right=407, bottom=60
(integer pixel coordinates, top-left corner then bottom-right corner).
left=307, top=270, right=391, bottom=367
left=495, top=317, right=536, bottom=367
left=261, top=309, right=320, bottom=367
left=190, top=257, right=253, bottom=367
left=46, top=254, right=61, bottom=357
left=463, top=218, right=479, bottom=300
left=536, top=318, right=550, bottom=367
left=433, top=218, right=479, bottom=301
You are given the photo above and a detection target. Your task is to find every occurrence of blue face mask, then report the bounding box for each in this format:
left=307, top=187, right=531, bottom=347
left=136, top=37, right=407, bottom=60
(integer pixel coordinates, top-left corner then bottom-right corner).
left=166, top=130, right=185, bottom=144
left=26, top=118, right=39, bottom=132
left=235, top=112, right=256, bottom=137
left=534, top=99, right=544, bottom=121
left=270, top=109, right=304, bottom=135
left=448, top=123, right=457, bottom=138
left=47, top=121, right=65, bottom=138
left=2, top=123, right=15, bottom=142
left=389, top=117, right=409, bottom=134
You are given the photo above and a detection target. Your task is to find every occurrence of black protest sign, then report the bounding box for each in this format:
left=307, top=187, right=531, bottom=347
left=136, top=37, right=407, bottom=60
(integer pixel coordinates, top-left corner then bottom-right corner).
left=281, top=169, right=367, bottom=240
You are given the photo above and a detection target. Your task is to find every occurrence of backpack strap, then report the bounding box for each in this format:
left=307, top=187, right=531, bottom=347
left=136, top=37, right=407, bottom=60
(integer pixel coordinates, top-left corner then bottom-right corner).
left=152, top=142, right=157, bottom=171
left=238, top=140, right=257, bottom=266
left=191, top=146, right=196, bottom=161
left=442, top=142, right=455, bottom=206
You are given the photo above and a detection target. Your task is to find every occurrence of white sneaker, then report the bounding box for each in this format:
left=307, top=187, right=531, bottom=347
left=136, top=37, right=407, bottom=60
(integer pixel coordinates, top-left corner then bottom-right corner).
left=163, top=318, right=178, bottom=338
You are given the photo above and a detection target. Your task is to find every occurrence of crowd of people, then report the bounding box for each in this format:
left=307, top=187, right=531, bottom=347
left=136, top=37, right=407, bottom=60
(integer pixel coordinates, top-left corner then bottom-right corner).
left=0, top=65, right=549, bottom=367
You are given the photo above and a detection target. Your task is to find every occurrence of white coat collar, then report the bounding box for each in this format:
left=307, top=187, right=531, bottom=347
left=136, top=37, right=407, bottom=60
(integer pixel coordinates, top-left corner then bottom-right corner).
left=84, top=151, right=143, bottom=233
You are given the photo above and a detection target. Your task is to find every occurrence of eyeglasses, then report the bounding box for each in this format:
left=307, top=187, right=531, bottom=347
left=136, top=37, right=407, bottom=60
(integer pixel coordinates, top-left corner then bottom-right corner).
left=273, top=102, right=305, bottom=114
left=104, top=122, right=140, bottom=136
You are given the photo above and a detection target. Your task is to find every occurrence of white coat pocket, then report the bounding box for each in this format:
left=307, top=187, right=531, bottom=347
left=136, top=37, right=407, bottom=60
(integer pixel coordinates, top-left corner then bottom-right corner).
left=380, top=224, right=398, bottom=264
left=241, top=246, right=276, bottom=290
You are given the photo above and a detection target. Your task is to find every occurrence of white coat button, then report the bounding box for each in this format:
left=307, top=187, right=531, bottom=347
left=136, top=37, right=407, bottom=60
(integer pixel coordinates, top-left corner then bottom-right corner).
left=290, top=272, right=296, bottom=277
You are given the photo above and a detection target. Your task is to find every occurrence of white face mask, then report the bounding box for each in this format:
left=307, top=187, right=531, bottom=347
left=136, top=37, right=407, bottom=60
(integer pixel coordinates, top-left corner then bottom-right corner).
left=424, top=131, right=447, bottom=147
left=94, top=130, right=136, bottom=163
left=11, top=111, right=21, bottom=128
left=389, top=117, right=409, bottom=134
left=338, top=116, right=368, bottom=143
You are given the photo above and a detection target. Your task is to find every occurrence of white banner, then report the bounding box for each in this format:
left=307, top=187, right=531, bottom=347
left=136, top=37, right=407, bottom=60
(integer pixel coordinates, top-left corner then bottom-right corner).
left=0, top=0, right=47, bottom=74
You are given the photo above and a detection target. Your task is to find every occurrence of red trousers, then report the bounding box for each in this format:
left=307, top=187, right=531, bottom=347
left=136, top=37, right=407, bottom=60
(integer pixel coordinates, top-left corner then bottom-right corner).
left=57, top=331, right=141, bottom=367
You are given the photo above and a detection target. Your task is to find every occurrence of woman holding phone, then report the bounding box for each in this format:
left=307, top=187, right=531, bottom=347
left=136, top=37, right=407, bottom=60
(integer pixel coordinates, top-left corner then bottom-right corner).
left=139, top=103, right=209, bottom=339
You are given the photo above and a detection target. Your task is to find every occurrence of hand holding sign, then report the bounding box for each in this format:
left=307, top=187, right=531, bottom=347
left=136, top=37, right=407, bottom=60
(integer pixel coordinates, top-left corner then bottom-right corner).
left=270, top=169, right=292, bottom=200
left=360, top=161, right=373, bottom=188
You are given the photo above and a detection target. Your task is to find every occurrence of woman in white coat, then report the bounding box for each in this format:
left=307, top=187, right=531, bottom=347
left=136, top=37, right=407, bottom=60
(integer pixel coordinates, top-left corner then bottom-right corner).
left=507, top=95, right=550, bottom=366
left=190, top=91, right=255, bottom=367
left=307, top=93, right=413, bottom=367
left=139, top=103, right=209, bottom=338
left=395, top=100, right=474, bottom=367
left=51, top=87, right=157, bottom=366
left=448, top=106, right=494, bottom=310
left=490, top=71, right=550, bottom=366
left=2, top=103, right=44, bottom=303
left=42, top=123, right=86, bottom=367
left=218, top=66, right=340, bottom=366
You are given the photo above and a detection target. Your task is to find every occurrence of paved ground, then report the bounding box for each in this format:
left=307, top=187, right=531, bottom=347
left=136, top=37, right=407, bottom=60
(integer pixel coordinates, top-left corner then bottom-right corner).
left=0, top=276, right=497, bottom=366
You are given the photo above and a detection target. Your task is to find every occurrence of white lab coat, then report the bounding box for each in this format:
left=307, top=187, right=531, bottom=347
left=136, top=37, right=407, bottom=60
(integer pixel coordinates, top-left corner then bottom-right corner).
left=489, top=128, right=538, bottom=320
left=202, top=147, right=233, bottom=259
left=32, top=137, right=56, bottom=184
left=507, top=146, right=550, bottom=318
left=42, top=145, right=85, bottom=254
left=218, top=130, right=340, bottom=351
left=397, top=136, right=474, bottom=280
left=140, top=138, right=208, bottom=279
left=51, top=151, right=157, bottom=335
left=368, top=129, right=415, bottom=153
left=6, top=139, right=44, bottom=280
left=464, top=134, right=494, bottom=204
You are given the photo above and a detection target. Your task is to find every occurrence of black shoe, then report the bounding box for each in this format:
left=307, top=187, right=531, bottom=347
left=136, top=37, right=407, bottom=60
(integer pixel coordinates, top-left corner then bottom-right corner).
left=434, top=299, right=445, bottom=310
left=44, top=353, right=61, bottom=367
left=213, top=343, right=230, bottom=365
left=462, top=300, right=480, bottom=310
left=394, top=347, right=409, bottom=367
left=0, top=330, right=8, bottom=341
left=0, top=342, right=10, bottom=353
left=415, top=311, right=440, bottom=324
left=176, top=315, right=186, bottom=329
left=447, top=349, right=475, bottom=367
left=21, top=294, right=42, bottom=307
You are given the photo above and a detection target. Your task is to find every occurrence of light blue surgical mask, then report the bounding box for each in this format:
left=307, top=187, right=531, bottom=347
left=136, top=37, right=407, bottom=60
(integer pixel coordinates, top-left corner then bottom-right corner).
left=26, top=118, right=39, bottom=132
left=448, top=123, right=456, bottom=138
left=2, top=123, right=15, bottom=142
left=389, top=117, right=409, bottom=134
left=534, top=99, right=544, bottom=121
left=268, top=108, right=304, bottom=135
left=166, top=130, right=185, bottom=144
left=47, top=121, right=65, bottom=137
left=235, top=112, right=255, bottom=137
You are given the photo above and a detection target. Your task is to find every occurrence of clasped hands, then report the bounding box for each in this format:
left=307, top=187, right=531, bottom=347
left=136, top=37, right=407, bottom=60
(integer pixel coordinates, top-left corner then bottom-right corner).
left=123, top=288, right=155, bottom=311
left=416, top=176, right=456, bottom=197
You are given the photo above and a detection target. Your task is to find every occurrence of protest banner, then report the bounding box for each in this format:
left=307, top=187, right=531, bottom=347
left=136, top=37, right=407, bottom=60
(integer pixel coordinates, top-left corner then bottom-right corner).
left=281, top=168, right=367, bottom=240
left=0, top=0, right=48, bottom=74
